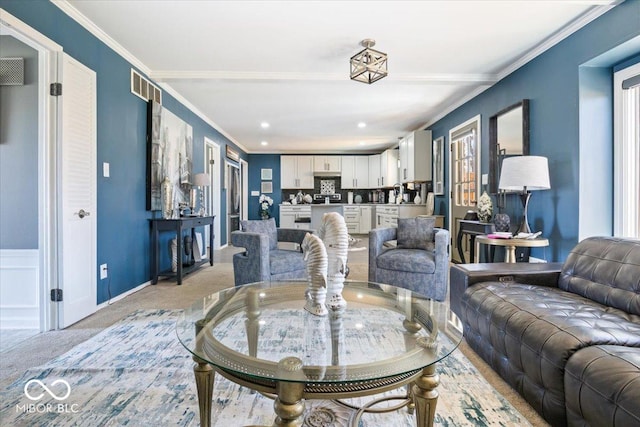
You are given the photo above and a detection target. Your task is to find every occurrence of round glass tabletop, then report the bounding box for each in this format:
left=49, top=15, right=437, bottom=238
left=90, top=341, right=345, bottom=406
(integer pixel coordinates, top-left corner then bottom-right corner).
left=176, top=280, right=463, bottom=385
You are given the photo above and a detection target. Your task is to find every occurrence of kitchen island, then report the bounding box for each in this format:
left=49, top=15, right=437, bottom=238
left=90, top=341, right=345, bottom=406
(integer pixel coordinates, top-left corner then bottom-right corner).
left=310, top=204, right=344, bottom=230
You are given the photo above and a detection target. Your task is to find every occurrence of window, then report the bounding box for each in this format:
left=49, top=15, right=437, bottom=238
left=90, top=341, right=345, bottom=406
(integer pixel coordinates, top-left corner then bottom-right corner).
left=613, top=62, right=640, bottom=238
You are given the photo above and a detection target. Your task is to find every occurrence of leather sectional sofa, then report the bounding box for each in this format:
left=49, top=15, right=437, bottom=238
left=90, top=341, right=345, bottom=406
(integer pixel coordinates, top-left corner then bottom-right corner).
left=450, top=236, right=640, bottom=427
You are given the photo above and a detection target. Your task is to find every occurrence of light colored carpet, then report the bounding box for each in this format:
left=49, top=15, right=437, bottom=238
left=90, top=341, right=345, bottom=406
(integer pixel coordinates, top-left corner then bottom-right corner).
left=1, top=309, right=531, bottom=426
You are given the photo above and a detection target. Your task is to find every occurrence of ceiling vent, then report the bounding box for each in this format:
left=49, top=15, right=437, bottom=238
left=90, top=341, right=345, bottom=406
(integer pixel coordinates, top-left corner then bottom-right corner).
left=131, top=68, right=161, bottom=103
left=0, top=57, right=24, bottom=86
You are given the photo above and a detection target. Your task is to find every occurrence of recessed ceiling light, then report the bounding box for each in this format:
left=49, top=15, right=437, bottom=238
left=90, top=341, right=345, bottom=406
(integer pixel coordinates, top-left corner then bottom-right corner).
left=358, top=122, right=366, bottom=128
left=260, top=122, right=270, bottom=129
left=261, top=141, right=268, bottom=146
left=359, top=141, right=365, bottom=145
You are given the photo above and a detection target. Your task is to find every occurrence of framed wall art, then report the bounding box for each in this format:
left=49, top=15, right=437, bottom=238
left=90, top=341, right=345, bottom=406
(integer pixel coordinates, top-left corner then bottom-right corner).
left=261, top=168, right=272, bottom=180
left=146, top=101, right=193, bottom=211
left=261, top=181, right=273, bottom=194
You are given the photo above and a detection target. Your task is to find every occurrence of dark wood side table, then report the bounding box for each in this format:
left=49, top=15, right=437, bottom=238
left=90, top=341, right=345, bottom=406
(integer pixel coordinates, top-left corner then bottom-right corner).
left=456, top=220, right=495, bottom=263
left=150, top=216, right=215, bottom=285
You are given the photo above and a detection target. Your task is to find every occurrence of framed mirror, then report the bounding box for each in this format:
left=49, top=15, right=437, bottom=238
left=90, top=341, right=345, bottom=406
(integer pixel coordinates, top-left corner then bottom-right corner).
left=488, top=99, right=530, bottom=194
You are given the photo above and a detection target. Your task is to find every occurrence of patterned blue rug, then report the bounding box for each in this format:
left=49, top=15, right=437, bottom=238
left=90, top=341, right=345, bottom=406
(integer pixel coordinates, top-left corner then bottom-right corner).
left=0, top=310, right=530, bottom=426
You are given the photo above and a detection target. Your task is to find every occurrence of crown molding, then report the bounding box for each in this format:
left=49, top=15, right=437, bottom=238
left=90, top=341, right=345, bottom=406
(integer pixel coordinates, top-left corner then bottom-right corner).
left=495, top=4, right=619, bottom=80
left=421, top=3, right=619, bottom=130
left=151, top=70, right=498, bottom=84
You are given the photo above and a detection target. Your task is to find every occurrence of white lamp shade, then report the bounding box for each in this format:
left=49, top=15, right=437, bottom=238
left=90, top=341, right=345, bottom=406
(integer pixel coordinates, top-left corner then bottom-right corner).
left=499, top=156, right=550, bottom=191
left=193, top=173, right=210, bottom=187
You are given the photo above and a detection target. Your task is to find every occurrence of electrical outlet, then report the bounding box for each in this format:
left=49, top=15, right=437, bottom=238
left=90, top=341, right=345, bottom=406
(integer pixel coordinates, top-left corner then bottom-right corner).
left=100, top=264, right=108, bottom=280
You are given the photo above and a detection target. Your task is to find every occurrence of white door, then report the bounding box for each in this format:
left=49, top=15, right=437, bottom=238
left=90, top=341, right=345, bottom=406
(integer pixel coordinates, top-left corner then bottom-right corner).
left=58, top=53, right=97, bottom=327
left=204, top=138, right=221, bottom=250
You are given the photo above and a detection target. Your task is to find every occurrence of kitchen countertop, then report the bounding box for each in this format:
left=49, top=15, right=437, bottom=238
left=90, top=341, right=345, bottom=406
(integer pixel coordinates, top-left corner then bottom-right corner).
left=280, top=203, right=427, bottom=207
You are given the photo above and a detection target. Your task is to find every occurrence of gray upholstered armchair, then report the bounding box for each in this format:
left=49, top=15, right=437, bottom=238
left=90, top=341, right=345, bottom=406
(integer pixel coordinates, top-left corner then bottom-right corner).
left=368, top=217, right=449, bottom=301
left=231, top=218, right=311, bottom=286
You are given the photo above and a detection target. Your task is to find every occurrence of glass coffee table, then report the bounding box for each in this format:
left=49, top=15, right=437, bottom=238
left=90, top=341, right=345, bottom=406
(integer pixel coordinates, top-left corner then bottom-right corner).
left=176, top=280, right=463, bottom=427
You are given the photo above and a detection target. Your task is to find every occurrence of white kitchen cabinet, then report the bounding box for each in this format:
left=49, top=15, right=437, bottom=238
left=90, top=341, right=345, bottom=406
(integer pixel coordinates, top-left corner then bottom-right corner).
left=281, top=156, right=314, bottom=189
left=343, top=205, right=360, bottom=234
left=359, top=206, right=372, bottom=233
left=343, top=205, right=372, bottom=234
left=313, top=155, right=341, bottom=174
left=399, top=130, right=432, bottom=183
left=279, top=205, right=310, bottom=250
left=374, top=204, right=429, bottom=228
left=380, top=149, right=398, bottom=187
left=341, top=156, right=369, bottom=189
left=368, top=154, right=381, bottom=188
left=375, top=206, right=399, bottom=229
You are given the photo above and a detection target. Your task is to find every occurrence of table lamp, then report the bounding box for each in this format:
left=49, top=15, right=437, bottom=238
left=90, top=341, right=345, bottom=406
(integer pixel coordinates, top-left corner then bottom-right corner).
left=193, top=173, right=210, bottom=216
left=498, top=156, right=550, bottom=234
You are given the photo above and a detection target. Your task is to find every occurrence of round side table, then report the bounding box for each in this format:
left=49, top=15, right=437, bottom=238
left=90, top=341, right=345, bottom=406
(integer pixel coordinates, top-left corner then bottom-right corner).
left=475, top=236, right=549, bottom=263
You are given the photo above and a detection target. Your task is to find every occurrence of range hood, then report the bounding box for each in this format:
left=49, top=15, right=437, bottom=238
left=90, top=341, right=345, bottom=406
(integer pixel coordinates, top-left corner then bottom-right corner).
left=313, top=171, right=341, bottom=176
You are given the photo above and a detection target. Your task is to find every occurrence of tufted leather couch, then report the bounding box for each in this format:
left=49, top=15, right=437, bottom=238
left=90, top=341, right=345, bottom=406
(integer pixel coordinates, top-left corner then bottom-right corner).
left=450, top=236, right=640, bottom=427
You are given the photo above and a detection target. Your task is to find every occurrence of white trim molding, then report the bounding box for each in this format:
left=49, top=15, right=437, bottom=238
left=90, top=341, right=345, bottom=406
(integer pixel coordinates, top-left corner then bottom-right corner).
left=0, top=250, right=40, bottom=329
left=613, top=62, right=640, bottom=238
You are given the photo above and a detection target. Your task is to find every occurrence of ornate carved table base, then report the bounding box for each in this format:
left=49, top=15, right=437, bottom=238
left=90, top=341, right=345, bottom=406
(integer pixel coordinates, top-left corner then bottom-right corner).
left=193, top=356, right=215, bottom=427
left=412, top=364, right=440, bottom=427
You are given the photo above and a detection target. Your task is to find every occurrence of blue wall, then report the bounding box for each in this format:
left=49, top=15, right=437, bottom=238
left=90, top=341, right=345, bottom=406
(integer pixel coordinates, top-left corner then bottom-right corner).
left=427, top=1, right=640, bottom=261
left=247, top=154, right=282, bottom=223
left=1, top=0, right=247, bottom=303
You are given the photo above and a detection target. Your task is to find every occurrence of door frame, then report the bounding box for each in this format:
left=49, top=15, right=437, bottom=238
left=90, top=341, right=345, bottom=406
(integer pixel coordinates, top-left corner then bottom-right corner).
left=240, top=158, right=249, bottom=221
left=448, top=115, right=481, bottom=262
left=1, top=10, right=61, bottom=330
left=204, top=137, right=221, bottom=250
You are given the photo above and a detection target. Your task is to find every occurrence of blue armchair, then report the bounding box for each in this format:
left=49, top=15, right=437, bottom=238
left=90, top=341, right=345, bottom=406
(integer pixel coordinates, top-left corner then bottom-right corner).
left=231, top=218, right=311, bottom=286
left=368, top=217, right=449, bottom=301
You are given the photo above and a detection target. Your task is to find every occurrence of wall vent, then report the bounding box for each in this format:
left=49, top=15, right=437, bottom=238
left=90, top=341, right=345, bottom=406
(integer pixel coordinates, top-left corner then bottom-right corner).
left=130, top=68, right=161, bottom=103
left=0, top=57, right=25, bottom=86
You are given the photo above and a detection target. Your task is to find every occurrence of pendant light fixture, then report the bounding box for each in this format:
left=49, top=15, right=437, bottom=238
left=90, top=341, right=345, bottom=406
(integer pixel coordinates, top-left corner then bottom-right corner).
left=350, top=39, right=388, bottom=84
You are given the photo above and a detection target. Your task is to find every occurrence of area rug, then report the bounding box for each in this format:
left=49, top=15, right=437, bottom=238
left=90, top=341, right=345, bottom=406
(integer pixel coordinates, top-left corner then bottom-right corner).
left=0, top=310, right=530, bottom=426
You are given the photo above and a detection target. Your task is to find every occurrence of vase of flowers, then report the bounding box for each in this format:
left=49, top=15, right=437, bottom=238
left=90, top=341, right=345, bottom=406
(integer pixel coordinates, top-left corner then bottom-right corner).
left=259, top=194, right=274, bottom=219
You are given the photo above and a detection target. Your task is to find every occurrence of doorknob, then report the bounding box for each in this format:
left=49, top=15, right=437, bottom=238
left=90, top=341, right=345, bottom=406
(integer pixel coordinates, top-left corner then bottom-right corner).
left=75, top=209, right=90, bottom=219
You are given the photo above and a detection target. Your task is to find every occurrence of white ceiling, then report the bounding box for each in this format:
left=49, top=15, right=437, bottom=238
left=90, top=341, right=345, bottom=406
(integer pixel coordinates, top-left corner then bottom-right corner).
left=59, top=0, right=617, bottom=154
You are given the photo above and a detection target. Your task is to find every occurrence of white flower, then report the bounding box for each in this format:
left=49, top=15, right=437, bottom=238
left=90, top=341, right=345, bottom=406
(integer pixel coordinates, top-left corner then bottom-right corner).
left=259, top=194, right=273, bottom=206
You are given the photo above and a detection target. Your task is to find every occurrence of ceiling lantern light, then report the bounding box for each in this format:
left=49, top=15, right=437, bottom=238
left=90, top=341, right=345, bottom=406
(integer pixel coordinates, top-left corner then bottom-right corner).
left=350, top=39, right=388, bottom=84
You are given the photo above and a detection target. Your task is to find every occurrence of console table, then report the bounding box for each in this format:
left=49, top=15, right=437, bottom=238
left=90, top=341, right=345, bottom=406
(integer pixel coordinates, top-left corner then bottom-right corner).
left=456, top=220, right=495, bottom=263
left=150, top=216, right=215, bottom=285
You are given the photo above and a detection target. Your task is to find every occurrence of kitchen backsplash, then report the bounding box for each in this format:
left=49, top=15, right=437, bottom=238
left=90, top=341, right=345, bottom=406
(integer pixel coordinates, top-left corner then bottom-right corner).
left=281, top=176, right=432, bottom=204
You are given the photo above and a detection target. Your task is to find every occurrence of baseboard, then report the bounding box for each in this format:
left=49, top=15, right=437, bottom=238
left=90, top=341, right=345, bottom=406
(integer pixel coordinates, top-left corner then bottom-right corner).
left=97, top=280, right=151, bottom=309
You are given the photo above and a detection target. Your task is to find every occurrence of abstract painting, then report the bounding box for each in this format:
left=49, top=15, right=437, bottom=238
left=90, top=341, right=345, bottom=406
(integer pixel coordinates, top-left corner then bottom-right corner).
left=147, top=101, right=193, bottom=212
